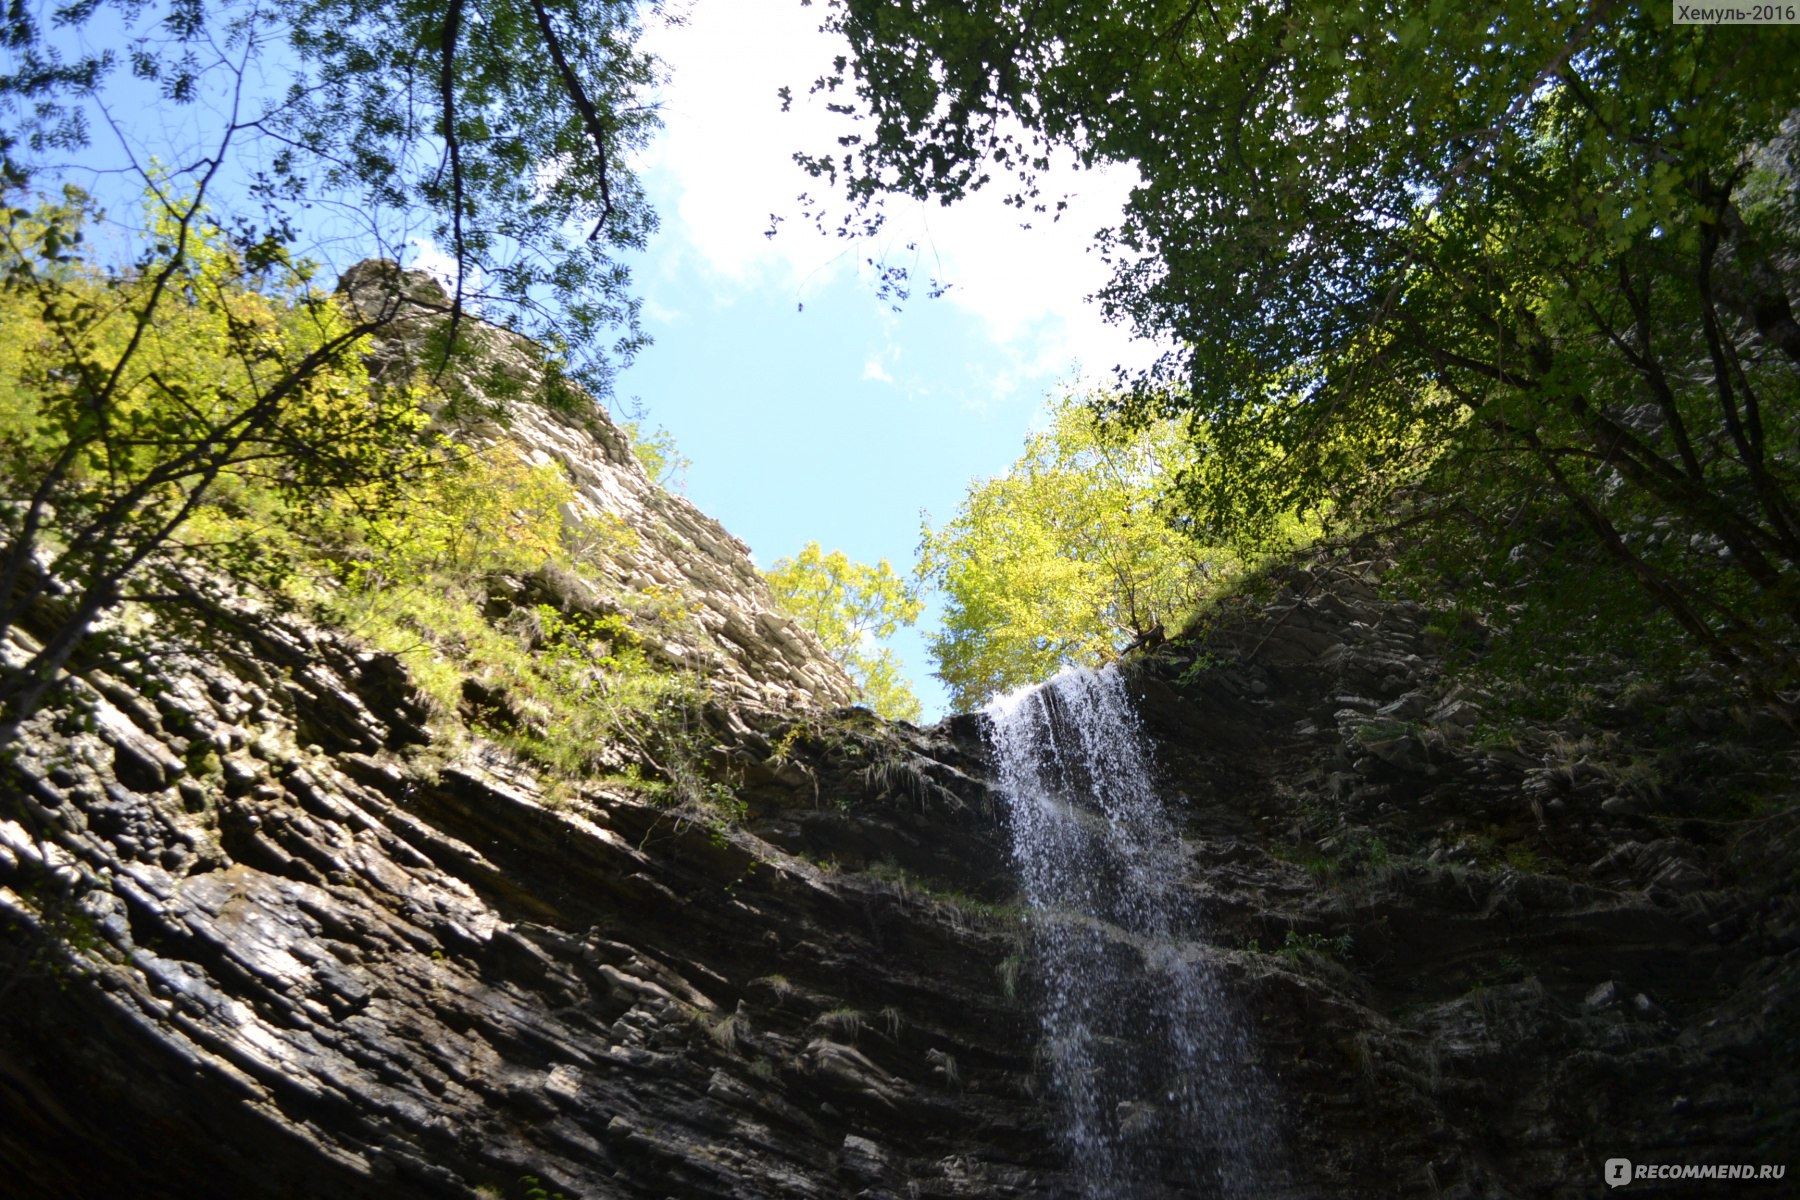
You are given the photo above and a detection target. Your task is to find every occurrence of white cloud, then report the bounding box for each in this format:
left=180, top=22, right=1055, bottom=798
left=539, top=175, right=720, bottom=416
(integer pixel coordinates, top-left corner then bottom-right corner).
left=861, top=355, right=894, bottom=384
left=643, top=297, right=684, bottom=325
left=638, top=0, right=1168, bottom=386
left=637, top=1, right=850, bottom=289
left=406, top=237, right=484, bottom=299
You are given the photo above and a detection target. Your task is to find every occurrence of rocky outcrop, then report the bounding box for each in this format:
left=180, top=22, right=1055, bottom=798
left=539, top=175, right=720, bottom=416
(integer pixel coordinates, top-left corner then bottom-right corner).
left=336, top=260, right=857, bottom=716
left=0, top=285, right=1793, bottom=1197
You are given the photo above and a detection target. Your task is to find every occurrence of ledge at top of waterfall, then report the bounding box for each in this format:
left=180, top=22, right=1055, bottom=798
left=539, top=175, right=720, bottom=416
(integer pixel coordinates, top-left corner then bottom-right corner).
left=984, top=666, right=1285, bottom=1200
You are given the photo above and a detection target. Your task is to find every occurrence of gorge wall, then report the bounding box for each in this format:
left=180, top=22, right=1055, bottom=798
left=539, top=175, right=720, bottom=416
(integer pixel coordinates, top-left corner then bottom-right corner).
left=1, top=272, right=1794, bottom=1199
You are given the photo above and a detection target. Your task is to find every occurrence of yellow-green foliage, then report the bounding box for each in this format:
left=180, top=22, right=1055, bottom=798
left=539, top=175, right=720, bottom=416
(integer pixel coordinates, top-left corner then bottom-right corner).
left=328, top=441, right=700, bottom=781
left=623, top=420, right=691, bottom=492
left=354, top=444, right=585, bottom=584
left=0, top=189, right=711, bottom=791
left=918, top=391, right=1313, bottom=709
left=764, top=542, right=923, bottom=722
left=0, top=186, right=445, bottom=728
left=0, top=186, right=432, bottom=576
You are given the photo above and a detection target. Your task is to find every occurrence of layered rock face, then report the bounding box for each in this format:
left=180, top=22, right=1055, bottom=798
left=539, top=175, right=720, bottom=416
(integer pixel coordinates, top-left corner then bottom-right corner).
left=1, top=277, right=1794, bottom=1198
left=0, top=268, right=1045, bottom=1199
left=0, top=611, right=1029, bottom=1199
left=335, top=260, right=858, bottom=717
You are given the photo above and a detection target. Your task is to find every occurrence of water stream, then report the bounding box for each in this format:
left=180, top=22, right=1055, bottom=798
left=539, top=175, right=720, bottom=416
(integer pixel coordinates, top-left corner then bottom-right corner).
left=984, top=666, right=1274, bottom=1198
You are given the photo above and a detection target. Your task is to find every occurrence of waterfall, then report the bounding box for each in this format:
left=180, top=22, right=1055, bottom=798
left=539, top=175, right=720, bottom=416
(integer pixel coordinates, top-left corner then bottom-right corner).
left=985, top=666, right=1273, bottom=1198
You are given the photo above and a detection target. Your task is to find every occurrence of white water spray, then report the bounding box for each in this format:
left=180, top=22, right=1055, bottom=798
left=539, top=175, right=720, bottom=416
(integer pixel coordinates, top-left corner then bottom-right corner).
left=984, top=666, right=1275, bottom=1198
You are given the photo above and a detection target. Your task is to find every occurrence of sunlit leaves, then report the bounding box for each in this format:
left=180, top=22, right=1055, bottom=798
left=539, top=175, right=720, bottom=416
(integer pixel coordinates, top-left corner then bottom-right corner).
left=0, top=187, right=436, bottom=723
left=623, top=421, right=690, bottom=492
left=1, top=0, right=662, bottom=398
left=351, top=445, right=576, bottom=588
left=916, top=392, right=1235, bottom=710
left=765, top=541, right=923, bottom=722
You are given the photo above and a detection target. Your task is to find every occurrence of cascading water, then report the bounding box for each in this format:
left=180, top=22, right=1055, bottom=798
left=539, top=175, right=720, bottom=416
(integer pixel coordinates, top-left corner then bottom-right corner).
left=985, top=666, right=1275, bottom=1198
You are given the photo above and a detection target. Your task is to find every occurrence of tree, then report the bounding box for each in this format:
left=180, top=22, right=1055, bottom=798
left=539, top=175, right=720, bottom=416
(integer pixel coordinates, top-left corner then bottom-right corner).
left=917, top=392, right=1268, bottom=710
left=624, top=421, right=692, bottom=492
left=805, top=2, right=1800, bottom=699
left=0, top=188, right=442, bottom=737
left=764, top=542, right=923, bottom=722
left=0, top=0, right=665, bottom=734
left=2, top=0, right=661, bottom=393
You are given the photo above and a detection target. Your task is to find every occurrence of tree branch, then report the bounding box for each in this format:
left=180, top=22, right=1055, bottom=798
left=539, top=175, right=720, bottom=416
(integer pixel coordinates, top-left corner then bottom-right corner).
left=527, top=0, right=616, bottom=241
left=438, top=0, right=468, bottom=352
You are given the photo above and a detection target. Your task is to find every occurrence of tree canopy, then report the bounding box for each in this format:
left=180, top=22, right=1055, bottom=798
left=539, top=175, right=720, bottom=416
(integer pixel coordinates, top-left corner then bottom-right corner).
left=917, top=393, right=1275, bottom=710
left=1, top=0, right=661, bottom=393
left=808, top=2, right=1800, bottom=698
left=0, top=187, right=437, bottom=732
left=764, top=542, right=923, bottom=722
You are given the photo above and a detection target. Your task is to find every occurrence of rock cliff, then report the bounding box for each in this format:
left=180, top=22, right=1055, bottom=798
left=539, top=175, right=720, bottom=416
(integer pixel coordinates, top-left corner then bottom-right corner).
left=0, top=271, right=1794, bottom=1199
left=335, top=259, right=858, bottom=718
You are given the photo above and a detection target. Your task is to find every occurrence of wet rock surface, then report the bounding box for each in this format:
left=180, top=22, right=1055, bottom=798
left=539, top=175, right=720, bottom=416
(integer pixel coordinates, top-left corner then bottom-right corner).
left=1, top=596, right=1042, bottom=1199
left=6, top=546, right=1792, bottom=1198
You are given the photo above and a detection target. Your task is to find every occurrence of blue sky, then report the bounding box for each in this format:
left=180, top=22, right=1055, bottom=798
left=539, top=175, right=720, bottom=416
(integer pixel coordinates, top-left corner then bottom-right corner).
left=612, top=1, right=1158, bottom=719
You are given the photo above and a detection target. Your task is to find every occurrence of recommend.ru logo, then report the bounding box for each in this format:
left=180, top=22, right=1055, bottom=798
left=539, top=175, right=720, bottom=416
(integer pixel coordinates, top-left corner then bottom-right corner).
left=1604, top=1157, right=1787, bottom=1186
